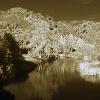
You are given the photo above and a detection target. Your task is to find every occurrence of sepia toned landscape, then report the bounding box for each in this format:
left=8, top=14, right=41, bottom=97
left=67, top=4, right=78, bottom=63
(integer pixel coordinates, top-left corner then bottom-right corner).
left=0, top=0, right=100, bottom=100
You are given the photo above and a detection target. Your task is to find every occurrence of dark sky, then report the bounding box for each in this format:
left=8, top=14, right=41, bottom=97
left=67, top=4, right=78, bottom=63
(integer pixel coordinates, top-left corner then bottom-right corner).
left=0, top=0, right=100, bottom=21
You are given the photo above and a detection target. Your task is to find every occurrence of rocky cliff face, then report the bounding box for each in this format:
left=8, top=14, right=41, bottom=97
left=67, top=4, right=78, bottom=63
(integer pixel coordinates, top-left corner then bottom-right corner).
left=0, top=7, right=99, bottom=63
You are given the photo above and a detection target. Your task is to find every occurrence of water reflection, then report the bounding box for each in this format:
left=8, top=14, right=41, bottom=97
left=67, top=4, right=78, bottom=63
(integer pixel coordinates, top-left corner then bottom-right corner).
left=79, top=55, right=100, bottom=82
left=80, top=62, right=100, bottom=76
left=4, top=57, right=100, bottom=100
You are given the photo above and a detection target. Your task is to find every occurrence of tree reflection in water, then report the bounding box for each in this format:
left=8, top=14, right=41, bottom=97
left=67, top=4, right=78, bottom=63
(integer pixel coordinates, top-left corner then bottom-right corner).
left=3, top=57, right=100, bottom=100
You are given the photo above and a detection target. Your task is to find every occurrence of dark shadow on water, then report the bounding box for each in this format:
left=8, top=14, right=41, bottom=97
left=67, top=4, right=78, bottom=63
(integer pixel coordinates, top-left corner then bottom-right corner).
left=0, top=87, right=15, bottom=100
left=0, top=59, right=38, bottom=100
left=13, top=60, right=38, bottom=82
left=52, top=79, right=100, bottom=100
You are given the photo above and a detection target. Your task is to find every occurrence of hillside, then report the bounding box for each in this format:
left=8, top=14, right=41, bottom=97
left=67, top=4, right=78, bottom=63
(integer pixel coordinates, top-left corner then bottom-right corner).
left=0, top=7, right=99, bottom=64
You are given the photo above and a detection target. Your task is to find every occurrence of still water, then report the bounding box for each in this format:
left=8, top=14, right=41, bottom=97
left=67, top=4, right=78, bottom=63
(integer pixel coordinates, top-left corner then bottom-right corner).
left=4, top=57, right=100, bottom=100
